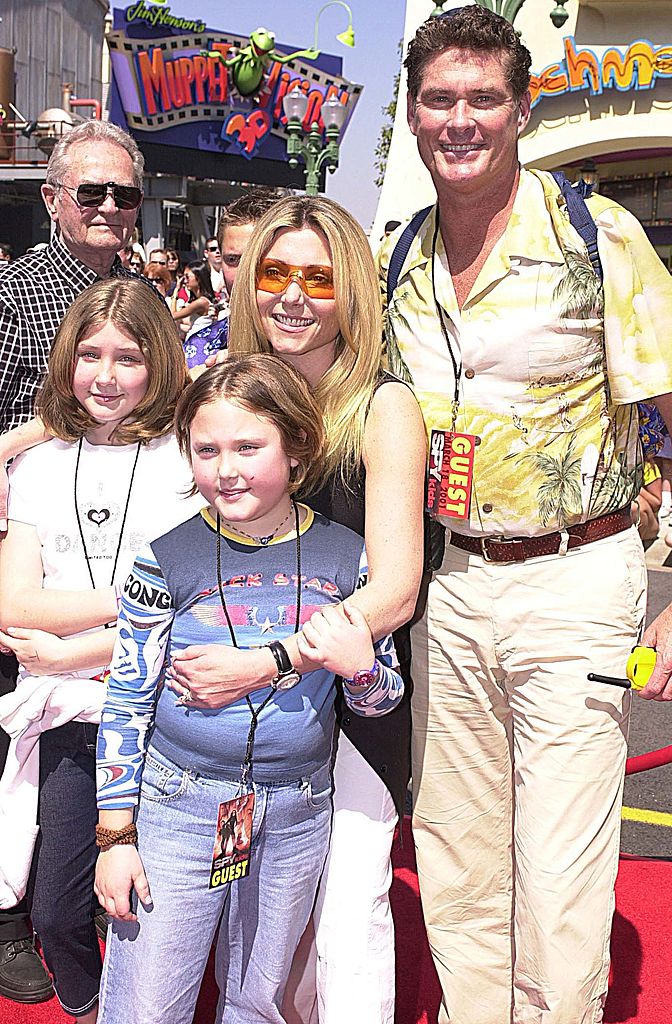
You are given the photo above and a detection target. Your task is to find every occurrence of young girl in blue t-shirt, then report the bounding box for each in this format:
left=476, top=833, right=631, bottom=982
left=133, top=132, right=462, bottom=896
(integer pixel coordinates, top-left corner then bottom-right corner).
left=94, top=355, right=403, bottom=1024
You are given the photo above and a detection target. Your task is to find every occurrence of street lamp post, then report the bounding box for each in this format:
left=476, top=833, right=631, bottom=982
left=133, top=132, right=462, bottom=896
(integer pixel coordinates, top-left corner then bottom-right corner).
left=282, top=91, right=349, bottom=195
left=430, top=0, right=570, bottom=28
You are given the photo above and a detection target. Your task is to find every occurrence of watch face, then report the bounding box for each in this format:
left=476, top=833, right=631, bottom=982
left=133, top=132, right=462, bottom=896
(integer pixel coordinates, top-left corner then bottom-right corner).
left=272, top=670, right=302, bottom=691
left=347, top=661, right=379, bottom=689
left=350, top=670, right=377, bottom=688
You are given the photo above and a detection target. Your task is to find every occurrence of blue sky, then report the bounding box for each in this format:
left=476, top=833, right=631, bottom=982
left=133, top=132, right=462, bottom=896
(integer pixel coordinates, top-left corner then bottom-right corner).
left=161, top=1, right=406, bottom=229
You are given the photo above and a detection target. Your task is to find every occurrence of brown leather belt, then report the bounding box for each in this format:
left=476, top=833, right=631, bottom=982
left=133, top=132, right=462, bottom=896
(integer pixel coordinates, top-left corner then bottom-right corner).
left=450, top=507, right=633, bottom=563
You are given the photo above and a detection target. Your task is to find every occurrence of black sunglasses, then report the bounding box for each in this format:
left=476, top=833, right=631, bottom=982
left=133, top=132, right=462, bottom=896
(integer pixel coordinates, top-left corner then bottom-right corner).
left=206, top=245, right=221, bottom=252
left=55, top=181, right=143, bottom=210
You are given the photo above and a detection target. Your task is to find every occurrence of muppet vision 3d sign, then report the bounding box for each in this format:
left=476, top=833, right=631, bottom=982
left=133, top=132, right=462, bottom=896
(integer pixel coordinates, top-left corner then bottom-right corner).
left=108, top=6, right=361, bottom=161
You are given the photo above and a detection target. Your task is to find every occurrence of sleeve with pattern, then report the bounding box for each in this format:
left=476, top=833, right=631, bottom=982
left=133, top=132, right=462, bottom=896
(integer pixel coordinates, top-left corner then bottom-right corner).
left=0, top=294, right=21, bottom=430
left=597, top=202, right=672, bottom=404
left=342, top=544, right=404, bottom=718
left=96, top=545, right=174, bottom=809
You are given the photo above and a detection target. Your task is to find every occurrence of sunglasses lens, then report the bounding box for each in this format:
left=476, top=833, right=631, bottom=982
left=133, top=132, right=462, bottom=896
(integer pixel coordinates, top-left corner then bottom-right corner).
left=303, top=272, right=334, bottom=299
left=76, top=183, right=142, bottom=209
left=114, top=185, right=143, bottom=209
left=257, top=260, right=334, bottom=298
left=76, top=184, right=106, bottom=207
left=257, top=264, right=289, bottom=293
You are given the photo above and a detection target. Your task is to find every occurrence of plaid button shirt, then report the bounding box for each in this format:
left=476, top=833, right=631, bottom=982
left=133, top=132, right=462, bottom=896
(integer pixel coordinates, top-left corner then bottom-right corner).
left=0, top=234, right=138, bottom=433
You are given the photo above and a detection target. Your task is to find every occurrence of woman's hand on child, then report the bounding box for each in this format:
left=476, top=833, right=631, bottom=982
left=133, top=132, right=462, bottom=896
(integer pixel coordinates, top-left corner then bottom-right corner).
left=0, top=627, right=68, bottom=673
left=94, top=846, right=152, bottom=922
left=296, top=604, right=375, bottom=679
left=167, top=644, right=276, bottom=708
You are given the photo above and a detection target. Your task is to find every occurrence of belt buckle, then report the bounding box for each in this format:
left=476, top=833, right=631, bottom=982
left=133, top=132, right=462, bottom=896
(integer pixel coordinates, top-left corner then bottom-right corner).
left=480, top=536, right=525, bottom=563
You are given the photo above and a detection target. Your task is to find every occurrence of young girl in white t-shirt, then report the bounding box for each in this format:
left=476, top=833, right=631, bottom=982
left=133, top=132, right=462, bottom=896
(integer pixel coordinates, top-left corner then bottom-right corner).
left=0, top=278, right=202, bottom=1023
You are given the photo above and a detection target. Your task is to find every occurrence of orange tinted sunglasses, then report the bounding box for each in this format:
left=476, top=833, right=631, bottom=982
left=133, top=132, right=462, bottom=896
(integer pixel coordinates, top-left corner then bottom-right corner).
left=256, top=258, right=335, bottom=299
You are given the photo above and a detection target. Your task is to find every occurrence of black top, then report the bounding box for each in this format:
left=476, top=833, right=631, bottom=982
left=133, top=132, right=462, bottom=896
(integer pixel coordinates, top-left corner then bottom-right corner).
left=306, top=373, right=412, bottom=818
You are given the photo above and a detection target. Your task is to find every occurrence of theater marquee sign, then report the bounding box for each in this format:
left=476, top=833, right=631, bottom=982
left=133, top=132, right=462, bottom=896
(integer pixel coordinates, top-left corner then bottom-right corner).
left=108, top=5, right=361, bottom=162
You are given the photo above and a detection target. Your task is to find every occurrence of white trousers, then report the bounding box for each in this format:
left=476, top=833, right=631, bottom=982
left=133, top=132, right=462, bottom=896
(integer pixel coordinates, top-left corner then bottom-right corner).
left=411, top=526, right=646, bottom=1024
left=283, top=733, right=398, bottom=1024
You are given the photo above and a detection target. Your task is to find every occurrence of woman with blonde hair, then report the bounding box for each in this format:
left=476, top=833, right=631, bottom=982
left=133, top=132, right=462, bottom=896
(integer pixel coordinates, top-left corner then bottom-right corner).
left=0, top=278, right=202, bottom=1023
left=168, top=194, right=426, bottom=1024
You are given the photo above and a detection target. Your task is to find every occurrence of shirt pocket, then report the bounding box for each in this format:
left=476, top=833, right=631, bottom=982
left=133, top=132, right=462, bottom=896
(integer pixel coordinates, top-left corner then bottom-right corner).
left=527, top=324, right=603, bottom=435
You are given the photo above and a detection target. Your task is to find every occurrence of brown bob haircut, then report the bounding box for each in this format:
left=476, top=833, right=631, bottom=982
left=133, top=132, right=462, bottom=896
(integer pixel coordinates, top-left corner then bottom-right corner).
left=37, top=278, right=189, bottom=445
left=405, top=5, right=532, bottom=104
left=174, top=355, right=325, bottom=497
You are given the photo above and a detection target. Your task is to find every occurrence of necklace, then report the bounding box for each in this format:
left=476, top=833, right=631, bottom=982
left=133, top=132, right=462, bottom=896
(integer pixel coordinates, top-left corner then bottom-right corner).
left=219, top=505, right=295, bottom=546
left=215, top=498, right=302, bottom=786
left=73, top=438, right=141, bottom=592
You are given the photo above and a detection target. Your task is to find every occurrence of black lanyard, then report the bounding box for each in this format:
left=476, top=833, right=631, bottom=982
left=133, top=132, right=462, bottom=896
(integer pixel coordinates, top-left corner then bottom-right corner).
left=73, top=439, right=141, bottom=626
left=215, top=500, right=302, bottom=787
left=431, top=215, right=462, bottom=431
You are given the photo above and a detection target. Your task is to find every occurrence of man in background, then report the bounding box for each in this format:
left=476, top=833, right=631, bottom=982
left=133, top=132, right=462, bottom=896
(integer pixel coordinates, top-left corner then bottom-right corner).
left=203, top=234, right=224, bottom=298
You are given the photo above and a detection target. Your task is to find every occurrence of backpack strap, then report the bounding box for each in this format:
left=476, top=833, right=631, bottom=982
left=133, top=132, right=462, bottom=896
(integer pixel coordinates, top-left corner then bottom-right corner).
left=386, top=205, right=433, bottom=307
left=550, top=170, right=603, bottom=282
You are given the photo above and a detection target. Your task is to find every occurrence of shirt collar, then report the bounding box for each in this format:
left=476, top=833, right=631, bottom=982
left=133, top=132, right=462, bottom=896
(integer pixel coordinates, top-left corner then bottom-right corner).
left=401, top=206, right=437, bottom=279
left=500, top=168, right=566, bottom=266
left=408, top=167, right=567, bottom=283
left=48, top=233, right=125, bottom=286
left=200, top=504, right=314, bottom=546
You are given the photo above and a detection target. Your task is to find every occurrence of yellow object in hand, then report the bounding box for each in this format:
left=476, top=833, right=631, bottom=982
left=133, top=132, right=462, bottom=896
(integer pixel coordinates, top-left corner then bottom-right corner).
left=625, top=646, right=657, bottom=690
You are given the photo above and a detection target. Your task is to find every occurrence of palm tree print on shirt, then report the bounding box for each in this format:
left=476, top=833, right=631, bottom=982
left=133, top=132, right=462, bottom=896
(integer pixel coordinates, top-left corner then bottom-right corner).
left=527, top=435, right=583, bottom=528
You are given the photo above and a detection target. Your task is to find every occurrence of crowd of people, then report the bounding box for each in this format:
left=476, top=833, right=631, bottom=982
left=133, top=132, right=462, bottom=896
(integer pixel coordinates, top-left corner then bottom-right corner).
left=0, top=7, right=671, bottom=1024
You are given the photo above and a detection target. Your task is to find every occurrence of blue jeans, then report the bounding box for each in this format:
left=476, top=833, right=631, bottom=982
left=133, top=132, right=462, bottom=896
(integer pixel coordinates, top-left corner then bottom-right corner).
left=98, top=746, right=333, bottom=1024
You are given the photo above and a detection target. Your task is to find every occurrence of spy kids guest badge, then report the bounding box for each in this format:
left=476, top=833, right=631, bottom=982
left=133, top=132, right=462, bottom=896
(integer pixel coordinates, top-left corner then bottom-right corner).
left=426, top=430, right=476, bottom=520
left=209, top=791, right=255, bottom=889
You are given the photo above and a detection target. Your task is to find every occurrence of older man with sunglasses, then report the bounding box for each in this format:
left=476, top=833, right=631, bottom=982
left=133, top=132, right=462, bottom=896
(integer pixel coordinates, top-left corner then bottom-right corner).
left=0, top=118, right=143, bottom=1006
left=0, top=119, right=143, bottom=437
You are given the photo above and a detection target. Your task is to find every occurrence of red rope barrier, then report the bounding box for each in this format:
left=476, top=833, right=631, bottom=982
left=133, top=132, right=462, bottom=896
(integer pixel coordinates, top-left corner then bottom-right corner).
left=625, top=744, right=672, bottom=775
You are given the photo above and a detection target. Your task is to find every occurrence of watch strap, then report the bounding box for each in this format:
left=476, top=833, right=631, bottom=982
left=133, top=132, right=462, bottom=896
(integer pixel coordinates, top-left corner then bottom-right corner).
left=267, top=640, right=293, bottom=675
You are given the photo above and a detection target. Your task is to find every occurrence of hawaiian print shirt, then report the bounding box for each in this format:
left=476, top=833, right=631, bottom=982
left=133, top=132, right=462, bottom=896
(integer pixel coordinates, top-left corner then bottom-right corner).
left=378, top=168, right=672, bottom=538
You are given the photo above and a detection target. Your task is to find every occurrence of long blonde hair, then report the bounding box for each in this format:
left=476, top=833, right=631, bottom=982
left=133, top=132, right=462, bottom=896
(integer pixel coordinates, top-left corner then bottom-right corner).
left=228, top=195, right=383, bottom=489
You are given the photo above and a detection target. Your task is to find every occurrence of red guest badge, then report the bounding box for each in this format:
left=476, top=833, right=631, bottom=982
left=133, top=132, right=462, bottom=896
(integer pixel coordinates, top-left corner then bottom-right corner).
left=209, top=791, right=255, bottom=890
left=426, top=430, right=476, bottom=521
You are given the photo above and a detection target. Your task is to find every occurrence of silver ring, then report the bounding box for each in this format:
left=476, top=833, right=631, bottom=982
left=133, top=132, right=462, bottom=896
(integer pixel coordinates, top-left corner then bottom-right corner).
left=177, top=688, right=194, bottom=705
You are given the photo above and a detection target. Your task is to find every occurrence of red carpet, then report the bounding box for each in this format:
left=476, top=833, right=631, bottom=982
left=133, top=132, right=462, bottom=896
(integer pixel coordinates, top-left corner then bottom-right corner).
left=2, top=820, right=670, bottom=1024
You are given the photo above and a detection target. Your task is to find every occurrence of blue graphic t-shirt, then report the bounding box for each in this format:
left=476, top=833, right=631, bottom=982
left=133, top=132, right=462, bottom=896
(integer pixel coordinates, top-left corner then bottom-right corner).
left=97, top=506, right=403, bottom=808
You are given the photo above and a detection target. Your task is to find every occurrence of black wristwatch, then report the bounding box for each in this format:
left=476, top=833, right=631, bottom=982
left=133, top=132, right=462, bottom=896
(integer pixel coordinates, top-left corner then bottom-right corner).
left=267, top=640, right=302, bottom=691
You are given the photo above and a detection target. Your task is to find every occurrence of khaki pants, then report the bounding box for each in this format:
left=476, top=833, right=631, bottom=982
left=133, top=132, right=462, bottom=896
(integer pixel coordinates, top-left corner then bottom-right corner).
left=411, top=527, right=646, bottom=1024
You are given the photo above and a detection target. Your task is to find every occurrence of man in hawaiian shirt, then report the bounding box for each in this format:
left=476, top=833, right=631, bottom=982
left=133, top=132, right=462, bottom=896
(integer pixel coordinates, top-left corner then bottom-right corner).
left=378, top=8, right=672, bottom=1024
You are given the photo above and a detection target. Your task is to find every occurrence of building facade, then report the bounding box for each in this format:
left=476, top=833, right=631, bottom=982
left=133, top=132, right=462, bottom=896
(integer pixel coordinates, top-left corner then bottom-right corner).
left=0, top=0, right=108, bottom=253
left=0, top=1, right=360, bottom=257
left=373, top=0, right=672, bottom=267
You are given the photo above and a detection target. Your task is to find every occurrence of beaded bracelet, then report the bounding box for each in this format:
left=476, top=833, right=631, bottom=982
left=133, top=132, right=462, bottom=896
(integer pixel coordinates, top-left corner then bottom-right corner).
left=95, top=822, right=138, bottom=851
